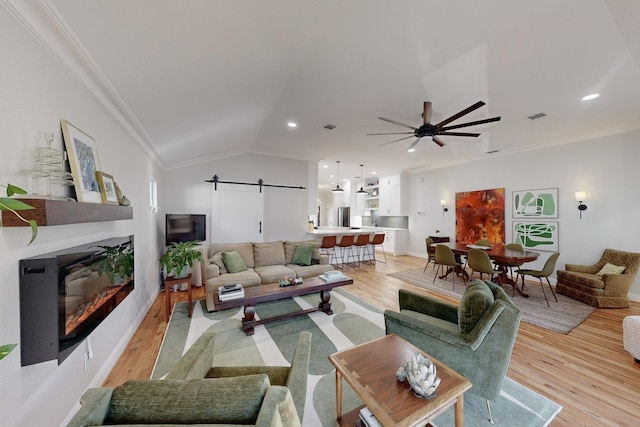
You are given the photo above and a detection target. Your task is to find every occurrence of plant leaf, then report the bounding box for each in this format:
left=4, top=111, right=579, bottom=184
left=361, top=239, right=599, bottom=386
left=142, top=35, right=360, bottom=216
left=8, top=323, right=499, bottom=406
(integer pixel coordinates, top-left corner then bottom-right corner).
left=0, top=197, right=36, bottom=211
left=0, top=343, right=18, bottom=360
left=27, top=220, right=38, bottom=245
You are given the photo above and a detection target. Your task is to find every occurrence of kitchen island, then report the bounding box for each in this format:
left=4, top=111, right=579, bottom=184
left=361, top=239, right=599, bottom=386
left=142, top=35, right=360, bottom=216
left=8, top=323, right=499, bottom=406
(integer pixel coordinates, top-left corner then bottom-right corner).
left=307, top=226, right=408, bottom=256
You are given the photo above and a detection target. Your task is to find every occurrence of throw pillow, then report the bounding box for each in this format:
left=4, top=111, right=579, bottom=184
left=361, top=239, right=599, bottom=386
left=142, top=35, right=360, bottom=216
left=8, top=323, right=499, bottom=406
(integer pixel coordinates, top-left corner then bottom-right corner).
left=209, top=251, right=228, bottom=274
left=458, top=279, right=495, bottom=335
left=596, top=262, right=626, bottom=276
left=292, top=245, right=314, bottom=266
left=222, top=250, right=248, bottom=274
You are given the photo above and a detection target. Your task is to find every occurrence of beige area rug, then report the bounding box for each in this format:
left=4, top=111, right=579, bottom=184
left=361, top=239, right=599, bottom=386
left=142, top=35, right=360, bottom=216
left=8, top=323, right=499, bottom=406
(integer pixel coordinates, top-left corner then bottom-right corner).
left=387, top=268, right=595, bottom=334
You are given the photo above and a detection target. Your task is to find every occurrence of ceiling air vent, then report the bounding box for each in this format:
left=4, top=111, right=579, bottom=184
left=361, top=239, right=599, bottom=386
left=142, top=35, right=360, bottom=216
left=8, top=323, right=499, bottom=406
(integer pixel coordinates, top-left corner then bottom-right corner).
left=323, top=123, right=337, bottom=130
left=528, top=112, right=546, bottom=120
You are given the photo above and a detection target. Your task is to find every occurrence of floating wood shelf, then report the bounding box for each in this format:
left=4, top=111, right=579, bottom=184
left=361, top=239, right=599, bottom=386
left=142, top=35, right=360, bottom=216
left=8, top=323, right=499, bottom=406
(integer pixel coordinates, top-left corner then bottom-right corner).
left=1, top=199, right=132, bottom=226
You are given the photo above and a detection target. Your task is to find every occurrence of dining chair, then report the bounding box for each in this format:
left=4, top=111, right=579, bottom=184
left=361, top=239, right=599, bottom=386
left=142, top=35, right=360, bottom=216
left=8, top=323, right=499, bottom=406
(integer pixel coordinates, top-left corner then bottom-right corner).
left=423, top=237, right=436, bottom=273
left=433, top=244, right=465, bottom=290
left=369, top=233, right=387, bottom=264
left=516, top=252, right=560, bottom=307
left=467, top=248, right=504, bottom=286
left=319, top=235, right=337, bottom=267
left=500, top=242, right=525, bottom=280
left=335, top=235, right=356, bottom=269
left=463, top=239, right=491, bottom=269
left=352, top=234, right=372, bottom=267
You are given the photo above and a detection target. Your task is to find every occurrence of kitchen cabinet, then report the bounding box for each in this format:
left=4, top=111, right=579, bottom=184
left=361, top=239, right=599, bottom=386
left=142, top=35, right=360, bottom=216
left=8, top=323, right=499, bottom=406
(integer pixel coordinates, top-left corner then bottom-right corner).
left=377, top=173, right=407, bottom=216
left=373, top=229, right=408, bottom=256
left=357, top=180, right=379, bottom=216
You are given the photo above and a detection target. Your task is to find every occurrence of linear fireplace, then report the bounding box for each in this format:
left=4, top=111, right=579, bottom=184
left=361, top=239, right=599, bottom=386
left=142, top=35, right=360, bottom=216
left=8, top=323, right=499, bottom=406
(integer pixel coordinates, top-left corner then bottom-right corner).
left=19, top=235, right=134, bottom=366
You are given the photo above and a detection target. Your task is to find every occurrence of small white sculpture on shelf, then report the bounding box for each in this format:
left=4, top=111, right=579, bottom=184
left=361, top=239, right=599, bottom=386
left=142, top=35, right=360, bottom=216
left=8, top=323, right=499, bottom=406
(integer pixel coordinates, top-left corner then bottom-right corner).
left=396, top=353, right=441, bottom=398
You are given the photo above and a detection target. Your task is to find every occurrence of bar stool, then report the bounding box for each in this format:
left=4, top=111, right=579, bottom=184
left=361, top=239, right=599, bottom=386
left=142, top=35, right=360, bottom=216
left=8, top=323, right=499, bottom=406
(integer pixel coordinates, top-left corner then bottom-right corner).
left=352, top=234, right=372, bottom=267
left=335, top=235, right=355, bottom=268
left=369, top=233, right=387, bottom=264
left=319, top=235, right=338, bottom=266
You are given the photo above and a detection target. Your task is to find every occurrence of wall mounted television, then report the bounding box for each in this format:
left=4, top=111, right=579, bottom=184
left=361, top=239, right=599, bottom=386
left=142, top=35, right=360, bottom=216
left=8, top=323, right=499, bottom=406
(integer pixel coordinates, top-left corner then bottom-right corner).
left=165, top=214, right=206, bottom=246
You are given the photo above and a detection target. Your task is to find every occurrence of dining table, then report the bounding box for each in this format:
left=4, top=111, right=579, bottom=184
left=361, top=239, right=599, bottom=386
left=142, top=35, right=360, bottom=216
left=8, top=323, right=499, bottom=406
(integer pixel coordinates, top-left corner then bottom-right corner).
left=435, top=242, right=540, bottom=297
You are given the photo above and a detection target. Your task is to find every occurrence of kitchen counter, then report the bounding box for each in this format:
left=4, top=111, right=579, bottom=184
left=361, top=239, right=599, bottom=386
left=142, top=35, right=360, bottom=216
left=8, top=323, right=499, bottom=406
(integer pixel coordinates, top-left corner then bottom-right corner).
left=307, top=227, right=408, bottom=256
left=307, top=226, right=407, bottom=235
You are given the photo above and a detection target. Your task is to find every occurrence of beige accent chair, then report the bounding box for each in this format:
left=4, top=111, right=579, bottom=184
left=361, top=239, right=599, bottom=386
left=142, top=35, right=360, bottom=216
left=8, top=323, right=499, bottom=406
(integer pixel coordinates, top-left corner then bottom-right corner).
left=556, top=249, right=640, bottom=308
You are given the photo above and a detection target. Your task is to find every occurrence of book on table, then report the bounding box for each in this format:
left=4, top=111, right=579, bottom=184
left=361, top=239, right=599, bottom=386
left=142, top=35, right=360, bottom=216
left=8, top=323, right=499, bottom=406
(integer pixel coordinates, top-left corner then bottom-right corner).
left=359, top=407, right=382, bottom=427
left=319, top=270, right=347, bottom=282
left=218, top=284, right=244, bottom=301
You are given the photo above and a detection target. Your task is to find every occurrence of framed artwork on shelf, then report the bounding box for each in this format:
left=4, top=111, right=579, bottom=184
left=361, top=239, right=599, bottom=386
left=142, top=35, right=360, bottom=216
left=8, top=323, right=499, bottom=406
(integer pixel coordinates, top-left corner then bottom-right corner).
left=514, top=221, right=559, bottom=251
left=513, top=188, right=558, bottom=218
left=61, top=119, right=103, bottom=203
left=96, top=171, right=119, bottom=205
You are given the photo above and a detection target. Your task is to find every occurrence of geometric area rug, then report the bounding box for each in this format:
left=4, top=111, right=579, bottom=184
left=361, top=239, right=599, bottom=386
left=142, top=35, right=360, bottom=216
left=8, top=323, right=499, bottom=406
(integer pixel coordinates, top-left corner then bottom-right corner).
left=152, top=288, right=562, bottom=426
left=388, top=268, right=596, bottom=334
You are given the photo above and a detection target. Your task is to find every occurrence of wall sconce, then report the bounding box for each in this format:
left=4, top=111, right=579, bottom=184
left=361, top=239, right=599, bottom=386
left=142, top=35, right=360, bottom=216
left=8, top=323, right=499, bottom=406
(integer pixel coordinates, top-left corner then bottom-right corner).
left=575, top=191, right=587, bottom=218
left=441, top=199, right=448, bottom=216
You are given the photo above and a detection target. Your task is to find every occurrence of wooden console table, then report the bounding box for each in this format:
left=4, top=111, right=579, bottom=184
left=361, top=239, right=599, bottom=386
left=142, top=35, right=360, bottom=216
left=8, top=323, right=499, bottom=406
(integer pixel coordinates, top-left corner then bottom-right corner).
left=164, top=274, right=193, bottom=322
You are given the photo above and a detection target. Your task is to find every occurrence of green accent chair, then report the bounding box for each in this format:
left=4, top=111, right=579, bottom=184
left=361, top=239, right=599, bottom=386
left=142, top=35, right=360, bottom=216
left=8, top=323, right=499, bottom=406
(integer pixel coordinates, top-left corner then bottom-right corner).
left=501, top=243, right=525, bottom=280
left=66, top=374, right=300, bottom=426
left=423, top=237, right=436, bottom=273
left=463, top=239, right=491, bottom=268
left=515, top=252, right=560, bottom=307
left=433, top=244, right=466, bottom=290
left=384, top=280, right=521, bottom=424
left=556, top=249, right=640, bottom=308
left=164, top=330, right=311, bottom=423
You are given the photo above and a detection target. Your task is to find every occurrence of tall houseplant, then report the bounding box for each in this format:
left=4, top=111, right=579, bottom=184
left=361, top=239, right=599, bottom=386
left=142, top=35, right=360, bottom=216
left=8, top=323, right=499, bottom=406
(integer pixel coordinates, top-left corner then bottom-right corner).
left=158, top=240, right=203, bottom=279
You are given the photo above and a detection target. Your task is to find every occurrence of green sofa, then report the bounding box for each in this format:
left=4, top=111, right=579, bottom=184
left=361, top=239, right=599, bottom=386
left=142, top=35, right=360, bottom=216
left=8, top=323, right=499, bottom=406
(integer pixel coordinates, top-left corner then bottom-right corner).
left=165, top=330, right=311, bottom=423
left=66, top=374, right=300, bottom=426
left=384, top=280, right=520, bottom=422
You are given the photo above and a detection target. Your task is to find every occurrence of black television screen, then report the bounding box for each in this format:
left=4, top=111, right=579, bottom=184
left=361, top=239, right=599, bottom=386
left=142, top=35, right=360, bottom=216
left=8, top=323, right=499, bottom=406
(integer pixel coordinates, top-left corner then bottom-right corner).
left=166, top=214, right=206, bottom=246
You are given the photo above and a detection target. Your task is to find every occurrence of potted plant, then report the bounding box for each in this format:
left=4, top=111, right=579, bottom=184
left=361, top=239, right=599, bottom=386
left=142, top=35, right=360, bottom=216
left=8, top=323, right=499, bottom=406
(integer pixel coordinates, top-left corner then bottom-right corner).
left=158, top=240, right=203, bottom=279
left=0, top=183, right=37, bottom=244
left=94, top=243, right=135, bottom=284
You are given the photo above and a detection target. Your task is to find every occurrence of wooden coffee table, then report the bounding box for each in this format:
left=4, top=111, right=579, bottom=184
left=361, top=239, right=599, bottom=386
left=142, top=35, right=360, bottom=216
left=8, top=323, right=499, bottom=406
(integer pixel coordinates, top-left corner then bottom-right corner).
left=212, top=275, right=353, bottom=335
left=329, top=334, right=472, bottom=427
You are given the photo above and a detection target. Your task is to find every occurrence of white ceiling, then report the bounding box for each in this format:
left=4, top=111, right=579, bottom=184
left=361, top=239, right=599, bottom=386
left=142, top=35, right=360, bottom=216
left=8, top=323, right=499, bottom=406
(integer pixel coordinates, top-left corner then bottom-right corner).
left=40, top=0, right=640, bottom=189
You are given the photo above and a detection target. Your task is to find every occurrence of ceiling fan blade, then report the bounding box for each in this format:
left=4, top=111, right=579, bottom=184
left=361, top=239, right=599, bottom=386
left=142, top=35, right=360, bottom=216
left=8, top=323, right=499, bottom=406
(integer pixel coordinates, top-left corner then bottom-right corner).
left=423, top=102, right=432, bottom=125
left=435, top=101, right=485, bottom=128
left=438, top=131, right=481, bottom=137
left=378, top=117, right=418, bottom=130
left=440, top=116, right=501, bottom=131
left=432, top=136, right=446, bottom=147
left=367, top=132, right=414, bottom=136
left=379, top=135, right=414, bottom=146
left=407, top=138, right=421, bottom=150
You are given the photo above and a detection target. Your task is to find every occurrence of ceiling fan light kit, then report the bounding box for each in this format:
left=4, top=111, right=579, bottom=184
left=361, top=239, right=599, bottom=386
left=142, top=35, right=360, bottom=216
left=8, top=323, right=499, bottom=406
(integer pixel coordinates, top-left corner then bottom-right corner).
left=368, top=100, right=501, bottom=151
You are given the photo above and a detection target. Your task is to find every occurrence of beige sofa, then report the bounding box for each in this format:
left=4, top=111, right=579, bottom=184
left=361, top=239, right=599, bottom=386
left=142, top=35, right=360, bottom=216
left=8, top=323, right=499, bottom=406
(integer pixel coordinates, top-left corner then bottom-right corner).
left=204, top=240, right=334, bottom=311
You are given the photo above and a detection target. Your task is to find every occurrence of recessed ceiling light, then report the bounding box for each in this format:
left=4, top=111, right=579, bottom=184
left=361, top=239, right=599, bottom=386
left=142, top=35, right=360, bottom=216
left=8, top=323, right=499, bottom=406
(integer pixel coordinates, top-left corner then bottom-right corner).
left=371, top=171, right=377, bottom=175
left=329, top=174, right=334, bottom=178
left=287, top=121, right=297, bottom=128
left=407, top=148, right=416, bottom=153
left=322, top=164, right=329, bottom=168
left=582, top=93, right=599, bottom=101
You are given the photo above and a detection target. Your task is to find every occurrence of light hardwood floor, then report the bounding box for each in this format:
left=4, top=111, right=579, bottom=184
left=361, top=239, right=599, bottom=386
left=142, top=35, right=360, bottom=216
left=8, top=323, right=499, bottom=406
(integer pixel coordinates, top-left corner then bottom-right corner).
left=103, top=254, right=640, bottom=426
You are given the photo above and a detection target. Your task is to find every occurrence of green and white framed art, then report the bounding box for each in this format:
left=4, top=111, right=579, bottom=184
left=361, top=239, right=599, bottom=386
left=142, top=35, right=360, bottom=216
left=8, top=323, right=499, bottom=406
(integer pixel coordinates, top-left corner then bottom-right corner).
left=61, top=120, right=103, bottom=203
left=514, top=221, right=558, bottom=251
left=513, top=188, right=558, bottom=218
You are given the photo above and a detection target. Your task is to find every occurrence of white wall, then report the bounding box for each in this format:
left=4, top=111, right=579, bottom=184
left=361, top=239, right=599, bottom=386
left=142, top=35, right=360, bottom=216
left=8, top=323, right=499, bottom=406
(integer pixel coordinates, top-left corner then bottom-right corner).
left=162, top=153, right=312, bottom=243
left=407, top=131, right=640, bottom=300
left=0, top=6, right=164, bottom=426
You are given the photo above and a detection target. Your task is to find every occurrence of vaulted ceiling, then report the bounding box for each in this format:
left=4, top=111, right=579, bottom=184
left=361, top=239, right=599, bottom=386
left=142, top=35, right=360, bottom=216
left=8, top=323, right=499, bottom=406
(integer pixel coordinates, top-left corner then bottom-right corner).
left=22, top=1, right=640, bottom=189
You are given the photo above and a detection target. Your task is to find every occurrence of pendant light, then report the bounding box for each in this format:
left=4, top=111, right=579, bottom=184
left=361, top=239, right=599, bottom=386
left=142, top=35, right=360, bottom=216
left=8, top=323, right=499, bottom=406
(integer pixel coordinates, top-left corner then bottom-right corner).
left=356, top=164, right=367, bottom=194
left=332, top=160, right=344, bottom=192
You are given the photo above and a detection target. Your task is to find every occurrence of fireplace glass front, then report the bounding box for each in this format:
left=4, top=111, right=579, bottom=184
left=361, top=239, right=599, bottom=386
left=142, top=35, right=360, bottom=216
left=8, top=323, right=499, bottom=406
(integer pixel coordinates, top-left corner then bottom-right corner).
left=19, top=235, right=134, bottom=366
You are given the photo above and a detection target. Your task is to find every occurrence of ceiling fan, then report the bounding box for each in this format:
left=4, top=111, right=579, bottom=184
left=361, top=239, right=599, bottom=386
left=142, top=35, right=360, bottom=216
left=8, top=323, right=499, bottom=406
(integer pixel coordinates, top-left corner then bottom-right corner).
left=368, top=101, right=501, bottom=150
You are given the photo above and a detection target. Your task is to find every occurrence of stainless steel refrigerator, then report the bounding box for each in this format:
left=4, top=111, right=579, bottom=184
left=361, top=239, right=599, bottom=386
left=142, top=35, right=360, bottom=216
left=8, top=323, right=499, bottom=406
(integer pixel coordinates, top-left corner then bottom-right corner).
left=337, top=207, right=350, bottom=228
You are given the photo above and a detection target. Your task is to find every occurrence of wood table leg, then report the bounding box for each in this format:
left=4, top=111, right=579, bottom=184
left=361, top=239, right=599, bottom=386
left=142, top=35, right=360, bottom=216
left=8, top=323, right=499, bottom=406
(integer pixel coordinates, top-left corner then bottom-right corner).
left=454, top=394, right=463, bottom=427
left=165, top=281, right=171, bottom=322
left=187, top=277, right=193, bottom=317
left=319, top=289, right=333, bottom=314
left=242, top=305, right=256, bottom=335
left=335, top=369, right=343, bottom=418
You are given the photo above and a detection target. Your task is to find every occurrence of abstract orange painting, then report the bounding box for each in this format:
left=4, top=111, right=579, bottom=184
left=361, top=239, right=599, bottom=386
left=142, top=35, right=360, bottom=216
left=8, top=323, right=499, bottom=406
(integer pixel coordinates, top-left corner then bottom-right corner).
left=455, top=188, right=505, bottom=247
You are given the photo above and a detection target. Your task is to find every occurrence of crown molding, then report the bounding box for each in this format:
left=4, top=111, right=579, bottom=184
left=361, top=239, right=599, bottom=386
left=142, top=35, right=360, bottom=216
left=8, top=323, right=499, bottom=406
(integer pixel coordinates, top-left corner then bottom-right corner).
left=1, top=0, right=167, bottom=169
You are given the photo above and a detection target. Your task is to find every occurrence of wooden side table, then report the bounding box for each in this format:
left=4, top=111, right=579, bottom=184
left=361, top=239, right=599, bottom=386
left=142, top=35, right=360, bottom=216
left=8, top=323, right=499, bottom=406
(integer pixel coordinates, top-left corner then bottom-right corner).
left=164, top=273, right=192, bottom=322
